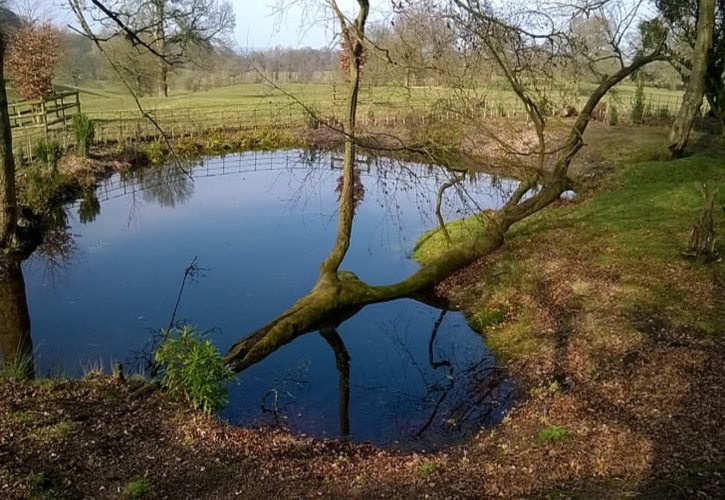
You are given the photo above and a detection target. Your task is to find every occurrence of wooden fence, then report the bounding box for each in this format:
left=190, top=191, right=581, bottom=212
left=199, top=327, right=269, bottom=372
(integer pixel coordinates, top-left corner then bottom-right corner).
left=10, top=91, right=81, bottom=156
left=8, top=87, right=691, bottom=158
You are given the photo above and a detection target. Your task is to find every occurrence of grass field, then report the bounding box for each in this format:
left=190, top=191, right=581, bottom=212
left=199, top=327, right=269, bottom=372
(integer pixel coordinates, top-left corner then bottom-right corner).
left=54, top=80, right=684, bottom=115
left=11, top=79, right=688, bottom=159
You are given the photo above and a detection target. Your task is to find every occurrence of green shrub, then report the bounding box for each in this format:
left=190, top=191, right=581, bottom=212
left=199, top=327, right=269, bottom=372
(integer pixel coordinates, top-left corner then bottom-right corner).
left=631, top=78, right=646, bottom=124
left=145, top=140, right=167, bottom=165
left=536, top=425, right=568, bottom=444
left=21, top=163, right=71, bottom=211
left=71, top=113, right=95, bottom=158
left=416, top=462, right=437, bottom=479
left=122, top=477, right=150, bottom=498
left=154, top=325, right=233, bottom=413
left=32, top=139, right=63, bottom=169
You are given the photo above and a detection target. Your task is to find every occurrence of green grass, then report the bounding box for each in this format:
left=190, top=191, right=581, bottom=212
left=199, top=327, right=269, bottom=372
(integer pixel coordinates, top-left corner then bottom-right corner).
left=122, top=477, right=151, bottom=499
left=414, top=144, right=725, bottom=364
left=416, top=462, right=437, bottom=479
left=30, top=420, right=76, bottom=443
left=49, top=80, right=684, bottom=116
left=536, top=425, right=569, bottom=444
left=416, top=152, right=724, bottom=268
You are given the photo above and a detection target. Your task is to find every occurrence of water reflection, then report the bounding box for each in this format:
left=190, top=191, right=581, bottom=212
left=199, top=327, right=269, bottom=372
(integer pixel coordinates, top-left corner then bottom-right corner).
left=22, top=149, right=516, bottom=446
left=78, top=190, right=101, bottom=224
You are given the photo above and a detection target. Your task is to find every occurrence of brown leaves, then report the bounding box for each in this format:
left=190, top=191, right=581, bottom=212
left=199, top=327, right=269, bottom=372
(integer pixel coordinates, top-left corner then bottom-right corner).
left=5, top=24, right=61, bottom=102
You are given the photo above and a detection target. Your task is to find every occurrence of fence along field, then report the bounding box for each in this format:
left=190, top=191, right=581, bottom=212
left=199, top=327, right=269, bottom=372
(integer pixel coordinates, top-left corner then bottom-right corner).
left=9, top=83, right=687, bottom=159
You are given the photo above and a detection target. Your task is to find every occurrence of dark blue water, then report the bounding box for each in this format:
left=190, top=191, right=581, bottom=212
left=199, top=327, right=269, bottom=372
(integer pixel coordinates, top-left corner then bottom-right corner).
left=23, top=149, right=515, bottom=447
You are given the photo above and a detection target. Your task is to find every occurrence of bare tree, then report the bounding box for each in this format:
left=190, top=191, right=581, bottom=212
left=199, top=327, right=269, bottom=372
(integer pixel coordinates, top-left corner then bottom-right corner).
left=73, top=0, right=235, bottom=97
left=224, top=0, right=669, bottom=372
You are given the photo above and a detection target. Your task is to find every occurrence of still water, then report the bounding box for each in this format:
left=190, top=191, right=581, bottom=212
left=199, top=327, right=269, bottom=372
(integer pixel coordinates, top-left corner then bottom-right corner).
left=23, top=149, right=515, bottom=448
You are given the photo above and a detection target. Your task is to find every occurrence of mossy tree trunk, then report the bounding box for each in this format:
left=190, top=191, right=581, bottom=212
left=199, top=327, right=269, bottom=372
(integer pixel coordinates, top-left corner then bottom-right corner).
left=225, top=6, right=667, bottom=374
left=0, top=32, right=17, bottom=250
left=669, top=0, right=716, bottom=157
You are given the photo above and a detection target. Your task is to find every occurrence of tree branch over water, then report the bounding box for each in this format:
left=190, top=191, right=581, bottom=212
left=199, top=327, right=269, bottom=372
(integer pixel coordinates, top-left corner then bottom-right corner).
left=225, top=0, right=668, bottom=373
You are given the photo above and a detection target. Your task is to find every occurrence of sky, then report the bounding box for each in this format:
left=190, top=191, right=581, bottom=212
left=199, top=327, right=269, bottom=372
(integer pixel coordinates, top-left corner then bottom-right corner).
left=27, top=0, right=391, bottom=50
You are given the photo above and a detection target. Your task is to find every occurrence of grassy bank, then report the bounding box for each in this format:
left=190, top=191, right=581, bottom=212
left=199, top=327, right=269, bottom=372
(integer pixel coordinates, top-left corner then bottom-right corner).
left=413, top=137, right=724, bottom=495
left=414, top=144, right=724, bottom=352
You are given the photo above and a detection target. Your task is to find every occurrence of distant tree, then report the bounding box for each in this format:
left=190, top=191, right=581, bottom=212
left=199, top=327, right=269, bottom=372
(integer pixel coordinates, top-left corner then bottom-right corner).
left=73, top=0, right=235, bottom=97
left=55, top=30, right=105, bottom=87
left=5, top=23, right=61, bottom=101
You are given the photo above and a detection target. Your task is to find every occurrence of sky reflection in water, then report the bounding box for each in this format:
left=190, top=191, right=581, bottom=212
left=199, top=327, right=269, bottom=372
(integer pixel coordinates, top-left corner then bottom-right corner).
left=24, top=149, right=516, bottom=447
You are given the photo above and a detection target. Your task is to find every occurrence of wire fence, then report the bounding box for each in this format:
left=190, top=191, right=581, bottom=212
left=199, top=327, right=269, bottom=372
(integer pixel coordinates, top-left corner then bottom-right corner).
left=10, top=87, right=691, bottom=159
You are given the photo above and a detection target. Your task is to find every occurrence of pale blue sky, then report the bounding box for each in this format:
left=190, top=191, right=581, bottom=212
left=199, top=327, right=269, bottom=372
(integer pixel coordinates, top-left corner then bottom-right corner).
left=33, top=0, right=390, bottom=50
left=233, top=0, right=391, bottom=50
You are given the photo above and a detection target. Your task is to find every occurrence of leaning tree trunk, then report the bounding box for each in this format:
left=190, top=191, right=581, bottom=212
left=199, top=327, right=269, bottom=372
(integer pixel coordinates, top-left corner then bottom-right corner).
left=0, top=257, right=34, bottom=378
left=0, top=32, right=17, bottom=250
left=669, top=0, right=716, bottom=157
left=225, top=12, right=666, bottom=374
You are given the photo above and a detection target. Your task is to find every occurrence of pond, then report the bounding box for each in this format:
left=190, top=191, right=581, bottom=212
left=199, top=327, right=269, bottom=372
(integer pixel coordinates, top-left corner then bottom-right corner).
left=21, top=149, right=516, bottom=449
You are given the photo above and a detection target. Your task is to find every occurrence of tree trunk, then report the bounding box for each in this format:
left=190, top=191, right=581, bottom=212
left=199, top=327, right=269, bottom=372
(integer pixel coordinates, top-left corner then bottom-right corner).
left=320, top=327, right=350, bottom=437
left=0, top=33, right=18, bottom=250
left=224, top=10, right=665, bottom=375
left=318, top=3, right=369, bottom=282
left=158, top=61, right=168, bottom=98
left=0, top=257, right=33, bottom=378
left=155, top=1, right=169, bottom=98
left=669, top=0, right=716, bottom=157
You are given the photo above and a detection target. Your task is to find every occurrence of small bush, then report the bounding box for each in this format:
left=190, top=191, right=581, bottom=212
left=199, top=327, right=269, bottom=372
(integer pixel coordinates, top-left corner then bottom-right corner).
left=154, top=325, right=233, bottom=413
left=21, top=163, right=71, bottom=212
left=123, top=477, right=150, bottom=499
left=416, top=462, right=437, bottom=479
left=631, top=78, right=646, bottom=124
left=71, top=113, right=95, bottom=158
left=145, top=140, right=167, bottom=165
left=536, top=425, right=568, bottom=444
left=32, top=139, right=63, bottom=169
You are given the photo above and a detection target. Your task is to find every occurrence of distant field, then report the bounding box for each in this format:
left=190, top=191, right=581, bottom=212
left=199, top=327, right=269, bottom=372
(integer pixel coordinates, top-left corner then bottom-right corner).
left=10, top=80, right=686, bottom=158
left=56, top=80, right=684, bottom=115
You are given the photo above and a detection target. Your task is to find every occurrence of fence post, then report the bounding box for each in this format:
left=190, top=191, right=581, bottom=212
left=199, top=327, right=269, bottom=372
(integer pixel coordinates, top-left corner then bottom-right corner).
left=41, top=101, right=49, bottom=140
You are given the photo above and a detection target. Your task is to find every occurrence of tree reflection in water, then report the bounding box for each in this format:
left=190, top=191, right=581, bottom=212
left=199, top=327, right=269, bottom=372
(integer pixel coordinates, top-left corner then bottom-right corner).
left=0, top=206, right=78, bottom=378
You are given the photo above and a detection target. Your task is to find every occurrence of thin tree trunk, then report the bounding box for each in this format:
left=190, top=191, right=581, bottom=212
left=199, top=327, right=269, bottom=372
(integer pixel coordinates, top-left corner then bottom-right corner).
left=158, top=61, right=168, bottom=98
left=155, top=0, right=169, bottom=98
left=318, top=2, right=369, bottom=281
left=0, top=33, right=17, bottom=250
left=669, top=0, right=716, bottom=157
left=320, top=327, right=350, bottom=437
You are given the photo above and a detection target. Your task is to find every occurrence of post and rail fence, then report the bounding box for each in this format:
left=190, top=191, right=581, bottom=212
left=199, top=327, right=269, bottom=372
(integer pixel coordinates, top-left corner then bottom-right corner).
left=9, top=90, right=81, bottom=158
